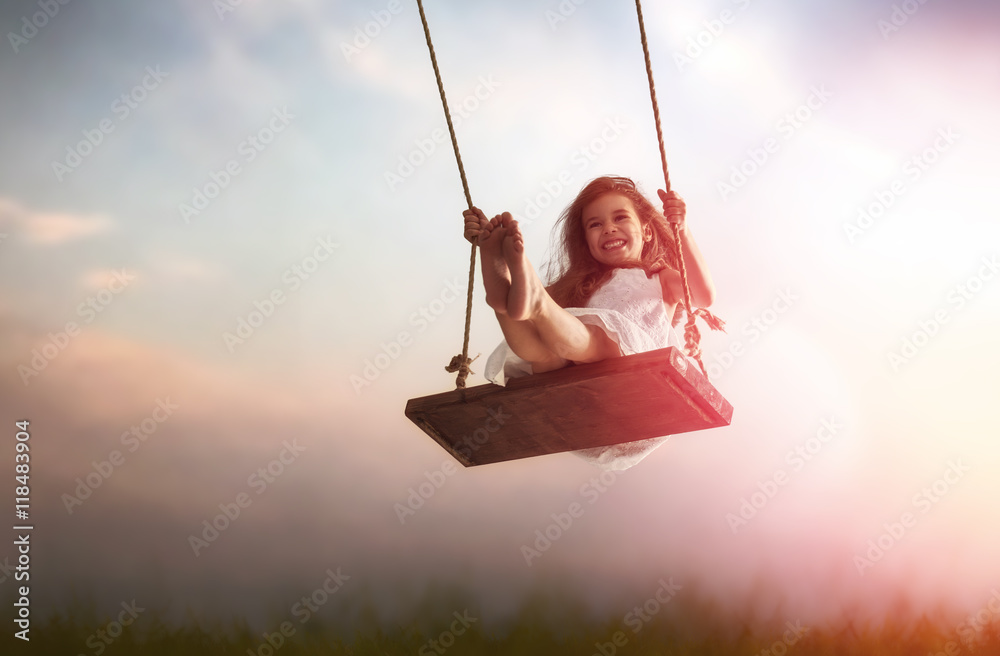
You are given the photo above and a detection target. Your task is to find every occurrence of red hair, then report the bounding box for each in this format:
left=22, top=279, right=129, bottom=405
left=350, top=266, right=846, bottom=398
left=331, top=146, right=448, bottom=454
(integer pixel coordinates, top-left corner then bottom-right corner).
left=544, top=176, right=680, bottom=313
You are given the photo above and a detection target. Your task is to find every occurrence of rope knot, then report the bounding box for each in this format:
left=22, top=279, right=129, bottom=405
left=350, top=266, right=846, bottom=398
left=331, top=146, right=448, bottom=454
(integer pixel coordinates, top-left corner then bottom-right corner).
left=692, top=307, right=727, bottom=333
left=682, top=312, right=707, bottom=376
left=445, top=353, right=478, bottom=388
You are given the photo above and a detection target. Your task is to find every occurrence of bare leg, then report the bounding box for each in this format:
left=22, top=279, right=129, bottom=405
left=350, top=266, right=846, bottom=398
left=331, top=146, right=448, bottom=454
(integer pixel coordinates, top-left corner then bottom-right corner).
left=477, top=214, right=573, bottom=369
left=494, top=217, right=621, bottom=368
left=496, top=314, right=621, bottom=373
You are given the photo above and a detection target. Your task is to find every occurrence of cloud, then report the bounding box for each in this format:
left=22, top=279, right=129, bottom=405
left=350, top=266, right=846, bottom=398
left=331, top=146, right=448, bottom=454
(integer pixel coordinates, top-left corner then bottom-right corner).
left=151, top=257, right=229, bottom=283
left=0, top=196, right=113, bottom=245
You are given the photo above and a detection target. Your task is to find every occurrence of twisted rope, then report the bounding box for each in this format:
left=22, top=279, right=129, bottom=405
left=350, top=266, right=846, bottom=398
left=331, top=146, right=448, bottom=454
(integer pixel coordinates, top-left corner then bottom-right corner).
left=634, top=0, right=713, bottom=378
left=415, top=0, right=476, bottom=388
left=416, top=0, right=719, bottom=385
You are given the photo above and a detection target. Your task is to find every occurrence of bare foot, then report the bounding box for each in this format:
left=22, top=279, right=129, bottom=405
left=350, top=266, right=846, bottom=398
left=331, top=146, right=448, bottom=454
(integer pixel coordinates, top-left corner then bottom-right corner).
left=478, top=214, right=512, bottom=314
left=501, top=216, right=545, bottom=322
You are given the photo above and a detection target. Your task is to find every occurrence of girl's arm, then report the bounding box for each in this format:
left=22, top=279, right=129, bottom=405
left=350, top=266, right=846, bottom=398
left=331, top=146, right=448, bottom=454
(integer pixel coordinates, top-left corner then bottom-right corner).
left=656, top=190, right=716, bottom=308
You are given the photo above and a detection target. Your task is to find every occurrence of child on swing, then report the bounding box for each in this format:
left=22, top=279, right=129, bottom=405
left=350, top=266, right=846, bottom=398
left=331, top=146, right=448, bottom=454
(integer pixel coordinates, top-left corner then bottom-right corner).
left=462, top=176, right=719, bottom=470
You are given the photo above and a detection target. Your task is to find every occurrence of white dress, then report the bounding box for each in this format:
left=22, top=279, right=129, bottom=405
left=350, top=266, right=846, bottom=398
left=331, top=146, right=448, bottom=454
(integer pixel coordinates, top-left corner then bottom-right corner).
left=483, top=267, right=683, bottom=471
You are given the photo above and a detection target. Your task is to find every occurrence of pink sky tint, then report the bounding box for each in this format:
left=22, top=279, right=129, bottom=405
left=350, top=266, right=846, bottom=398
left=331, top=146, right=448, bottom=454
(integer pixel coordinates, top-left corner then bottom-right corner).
left=1, top=0, right=999, bottom=636
left=5, top=301, right=999, bottom=631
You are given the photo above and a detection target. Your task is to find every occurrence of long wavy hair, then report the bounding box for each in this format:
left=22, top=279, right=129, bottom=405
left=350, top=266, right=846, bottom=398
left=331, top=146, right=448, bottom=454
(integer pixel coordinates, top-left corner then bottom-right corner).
left=544, top=176, right=680, bottom=315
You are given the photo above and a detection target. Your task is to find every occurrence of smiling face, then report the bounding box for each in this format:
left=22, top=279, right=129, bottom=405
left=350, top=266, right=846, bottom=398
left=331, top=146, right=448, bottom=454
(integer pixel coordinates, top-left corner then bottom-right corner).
left=581, top=192, right=650, bottom=266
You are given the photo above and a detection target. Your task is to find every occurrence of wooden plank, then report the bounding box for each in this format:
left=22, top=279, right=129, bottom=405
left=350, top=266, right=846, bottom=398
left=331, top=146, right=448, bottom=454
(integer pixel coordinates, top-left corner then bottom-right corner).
left=405, top=347, right=733, bottom=467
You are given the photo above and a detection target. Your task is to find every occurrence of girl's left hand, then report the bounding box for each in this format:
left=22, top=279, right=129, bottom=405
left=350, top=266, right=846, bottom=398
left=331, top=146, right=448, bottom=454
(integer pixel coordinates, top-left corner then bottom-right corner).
left=657, top=189, right=686, bottom=228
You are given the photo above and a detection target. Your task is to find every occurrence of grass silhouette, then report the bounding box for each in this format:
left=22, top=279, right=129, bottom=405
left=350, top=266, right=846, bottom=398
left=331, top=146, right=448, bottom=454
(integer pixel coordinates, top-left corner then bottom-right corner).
left=4, top=586, right=999, bottom=655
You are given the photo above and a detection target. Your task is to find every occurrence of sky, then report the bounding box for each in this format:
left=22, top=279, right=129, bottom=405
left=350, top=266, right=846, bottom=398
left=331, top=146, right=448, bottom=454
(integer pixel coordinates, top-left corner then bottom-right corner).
left=1, top=0, right=1000, bottom=640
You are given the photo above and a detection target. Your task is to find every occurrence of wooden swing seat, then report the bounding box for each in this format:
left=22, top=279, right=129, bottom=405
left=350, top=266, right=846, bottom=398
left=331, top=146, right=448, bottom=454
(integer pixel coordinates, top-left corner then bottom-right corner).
left=405, top=347, right=733, bottom=467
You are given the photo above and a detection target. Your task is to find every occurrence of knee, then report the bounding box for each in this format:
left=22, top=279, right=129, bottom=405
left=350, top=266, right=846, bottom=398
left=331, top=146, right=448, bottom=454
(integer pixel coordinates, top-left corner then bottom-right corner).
left=548, top=329, right=587, bottom=362
left=530, top=354, right=569, bottom=374
left=551, top=332, right=591, bottom=362
left=573, top=325, right=621, bottom=363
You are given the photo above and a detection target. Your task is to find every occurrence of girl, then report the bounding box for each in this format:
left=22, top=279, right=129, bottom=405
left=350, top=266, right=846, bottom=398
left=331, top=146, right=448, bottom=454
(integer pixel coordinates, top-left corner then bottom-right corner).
left=462, top=176, right=717, bottom=470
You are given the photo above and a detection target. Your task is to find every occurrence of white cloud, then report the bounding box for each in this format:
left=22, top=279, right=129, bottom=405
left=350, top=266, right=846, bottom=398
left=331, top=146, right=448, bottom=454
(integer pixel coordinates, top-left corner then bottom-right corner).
left=78, top=268, right=141, bottom=291
left=0, top=196, right=113, bottom=245
left=151, top=256, right=229, bottom=283
left=26, top=212, right=113, bottom=244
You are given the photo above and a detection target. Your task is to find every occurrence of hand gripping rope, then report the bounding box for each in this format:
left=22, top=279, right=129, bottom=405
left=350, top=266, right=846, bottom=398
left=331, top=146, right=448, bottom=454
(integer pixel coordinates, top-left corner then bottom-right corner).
left=415, top=0, right=477, bottom=389
left=415, top=0, right=724, bottom=386
left=634, top=0, right=725, bottom=376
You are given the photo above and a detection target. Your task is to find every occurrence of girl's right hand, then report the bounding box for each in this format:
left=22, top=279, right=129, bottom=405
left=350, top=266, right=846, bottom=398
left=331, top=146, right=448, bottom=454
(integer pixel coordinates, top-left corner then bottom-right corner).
left=657, top=189, right=687, bottom=228
left=463, top=206, right=490, bottom=244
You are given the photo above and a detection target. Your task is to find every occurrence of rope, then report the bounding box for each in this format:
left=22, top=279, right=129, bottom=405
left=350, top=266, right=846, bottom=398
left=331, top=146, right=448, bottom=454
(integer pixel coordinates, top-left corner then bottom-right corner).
left=415, top=0, right=718, bottom=385
left=634, top=0, right=711, bottom=378
left=415, top=0, right=476, bottom=388
left=634, top=0, right=671, bottom=195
